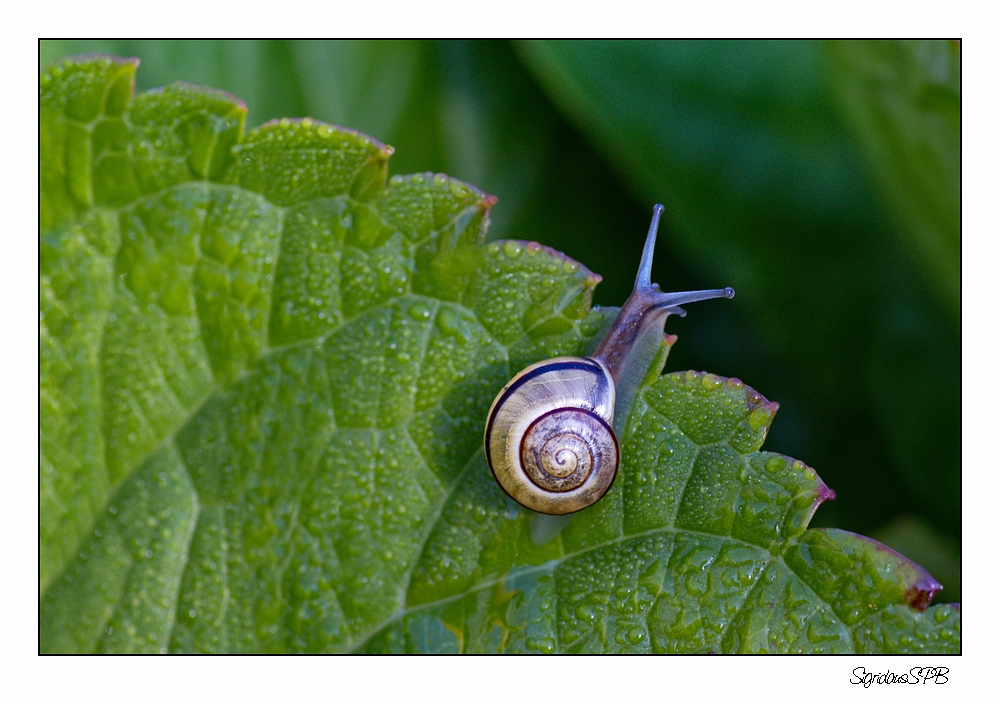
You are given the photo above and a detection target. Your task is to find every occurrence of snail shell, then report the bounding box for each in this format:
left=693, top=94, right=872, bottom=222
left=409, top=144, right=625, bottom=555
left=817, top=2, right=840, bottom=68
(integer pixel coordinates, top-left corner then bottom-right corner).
left=484, top=205, right=734, bottom=515
left=485, top=356, right=619, bottom=515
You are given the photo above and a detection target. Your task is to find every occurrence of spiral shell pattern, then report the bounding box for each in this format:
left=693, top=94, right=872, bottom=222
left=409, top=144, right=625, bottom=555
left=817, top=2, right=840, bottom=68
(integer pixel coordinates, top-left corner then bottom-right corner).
left=484, top=357, right=619, bottom=515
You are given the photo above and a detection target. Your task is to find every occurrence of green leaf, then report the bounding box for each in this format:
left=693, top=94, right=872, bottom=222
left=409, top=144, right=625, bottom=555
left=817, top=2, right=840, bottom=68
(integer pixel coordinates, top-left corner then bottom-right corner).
left=874, top=515, right=961, bottom=604
left=362, top=372, right=958, bottom=653
left=37, top=40, right=556, bottom=243
left=40, top=56, right=958, bottom=653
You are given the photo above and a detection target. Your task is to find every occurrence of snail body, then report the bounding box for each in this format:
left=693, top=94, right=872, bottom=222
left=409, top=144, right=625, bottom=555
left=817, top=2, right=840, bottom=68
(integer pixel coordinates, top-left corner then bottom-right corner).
left=484, top=205, right=735, bottom=515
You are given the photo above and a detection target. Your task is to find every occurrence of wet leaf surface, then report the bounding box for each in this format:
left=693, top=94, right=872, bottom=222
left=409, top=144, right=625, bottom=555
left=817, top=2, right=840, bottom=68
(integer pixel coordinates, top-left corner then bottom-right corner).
left=40, top=56, right=959, bottom=653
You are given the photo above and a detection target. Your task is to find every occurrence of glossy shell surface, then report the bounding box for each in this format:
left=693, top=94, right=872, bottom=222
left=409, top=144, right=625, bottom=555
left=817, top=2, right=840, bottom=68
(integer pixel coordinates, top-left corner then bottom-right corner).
left=485, top=356, right=619, bottom=514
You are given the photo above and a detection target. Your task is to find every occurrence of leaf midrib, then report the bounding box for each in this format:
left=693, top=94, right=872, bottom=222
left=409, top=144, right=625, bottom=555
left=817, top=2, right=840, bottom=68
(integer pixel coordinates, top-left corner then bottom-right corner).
left=345, top=403, right=847, bottom=653
left=348, top=521, right=782, bottom=653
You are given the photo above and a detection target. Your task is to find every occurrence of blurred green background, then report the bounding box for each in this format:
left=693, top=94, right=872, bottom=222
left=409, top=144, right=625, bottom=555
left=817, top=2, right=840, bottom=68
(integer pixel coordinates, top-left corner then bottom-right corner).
left=39, top=40, right=960, bottom=601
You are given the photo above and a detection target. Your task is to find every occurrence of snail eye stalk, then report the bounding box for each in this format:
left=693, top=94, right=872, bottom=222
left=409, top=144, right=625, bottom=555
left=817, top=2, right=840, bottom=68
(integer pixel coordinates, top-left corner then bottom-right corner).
left=484, top=204, right=735, bottom=514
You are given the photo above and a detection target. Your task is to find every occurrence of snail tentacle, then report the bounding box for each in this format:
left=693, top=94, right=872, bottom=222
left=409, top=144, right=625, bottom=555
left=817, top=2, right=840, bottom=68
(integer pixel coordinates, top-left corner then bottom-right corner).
left=484, top=205, right=734, bottom=515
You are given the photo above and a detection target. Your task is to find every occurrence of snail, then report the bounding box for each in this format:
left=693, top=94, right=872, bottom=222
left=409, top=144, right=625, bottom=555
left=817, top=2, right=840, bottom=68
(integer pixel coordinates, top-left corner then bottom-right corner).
left=484, top=204, right=734, bottom=515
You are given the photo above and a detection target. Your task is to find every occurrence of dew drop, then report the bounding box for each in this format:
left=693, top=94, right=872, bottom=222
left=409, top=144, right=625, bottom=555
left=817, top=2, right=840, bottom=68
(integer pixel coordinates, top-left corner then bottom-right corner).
left=502, top=241, right=523, bottom=258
